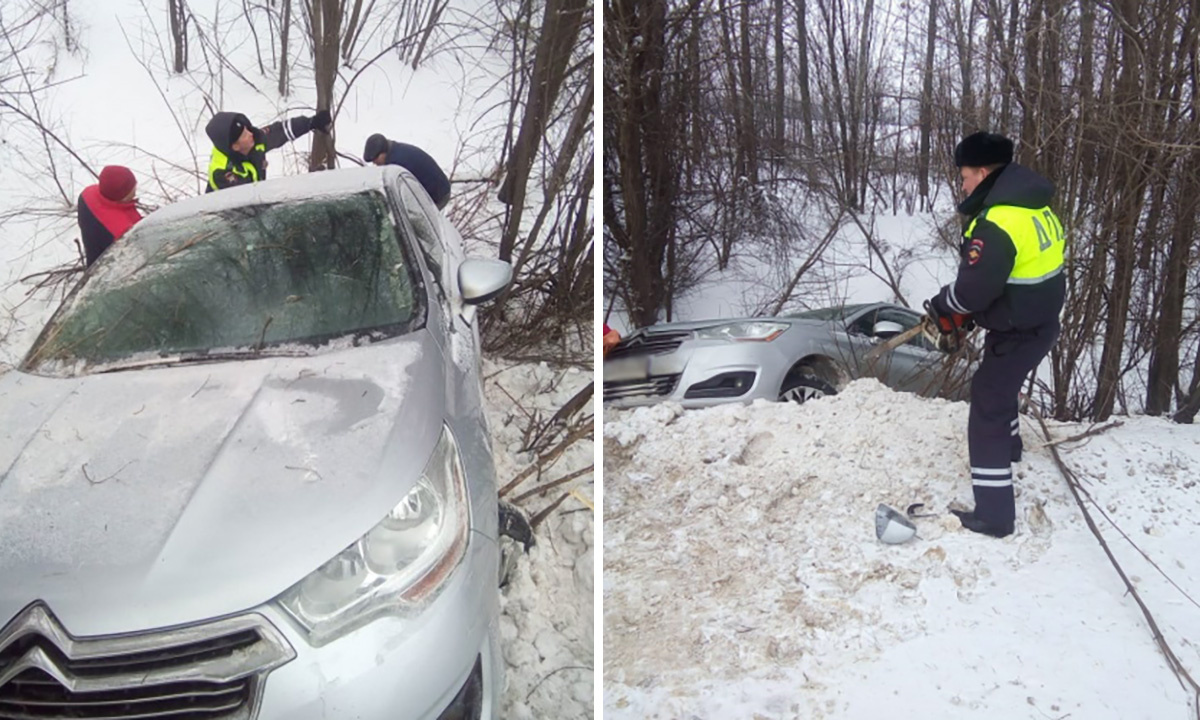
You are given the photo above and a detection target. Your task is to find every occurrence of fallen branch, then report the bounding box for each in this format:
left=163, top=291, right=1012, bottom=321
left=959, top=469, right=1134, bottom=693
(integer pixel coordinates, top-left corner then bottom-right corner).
left=1038, top=419, right=1123, bottom=449
left=498, top=420, right=592, bottom=497
left=511, top=463, right=593, bottom=504
left=524, top=664, right=592, bottom=702
left=528, top=490, right=571, bottom=530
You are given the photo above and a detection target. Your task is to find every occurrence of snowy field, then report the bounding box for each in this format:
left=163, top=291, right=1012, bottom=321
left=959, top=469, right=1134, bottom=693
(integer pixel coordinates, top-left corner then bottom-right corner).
left=604, top=381, right=1200, bottom=718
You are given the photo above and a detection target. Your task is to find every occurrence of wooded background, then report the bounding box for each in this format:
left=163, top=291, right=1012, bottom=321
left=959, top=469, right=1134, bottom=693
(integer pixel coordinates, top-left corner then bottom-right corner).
left=604, top=0, right=1200, bottom=422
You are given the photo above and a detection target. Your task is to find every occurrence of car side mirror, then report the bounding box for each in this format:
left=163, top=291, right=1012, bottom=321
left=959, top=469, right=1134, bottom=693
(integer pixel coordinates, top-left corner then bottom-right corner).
left=872, top=320, right=905, bottom=339
left=458, top=259, right=512, bottom=305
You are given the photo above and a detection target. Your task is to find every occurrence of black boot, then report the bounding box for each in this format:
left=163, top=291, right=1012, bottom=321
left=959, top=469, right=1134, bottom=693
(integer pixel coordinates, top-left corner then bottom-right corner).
left=950, top=509, right=1013, bottom=538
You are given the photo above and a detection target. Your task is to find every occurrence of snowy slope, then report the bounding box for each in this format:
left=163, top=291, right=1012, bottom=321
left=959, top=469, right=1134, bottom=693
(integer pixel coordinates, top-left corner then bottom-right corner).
left=604, top=381, right=1200, bottom=719
left=484, top=360, right=595, bottom=719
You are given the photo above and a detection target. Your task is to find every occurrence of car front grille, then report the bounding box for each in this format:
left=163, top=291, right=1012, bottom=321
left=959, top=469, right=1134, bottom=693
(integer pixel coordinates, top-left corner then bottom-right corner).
left=0, top=604, right=294, bottom=720
left=1, top=668, right=252, bottom=719
left=603, top=373, right=681, bottom=401
left=607, top=331, right=690, bottom=360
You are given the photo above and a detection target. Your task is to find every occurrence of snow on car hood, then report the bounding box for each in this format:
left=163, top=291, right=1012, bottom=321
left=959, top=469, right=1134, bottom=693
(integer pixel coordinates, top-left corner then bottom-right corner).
left=0, top=333, right=443, bottom=636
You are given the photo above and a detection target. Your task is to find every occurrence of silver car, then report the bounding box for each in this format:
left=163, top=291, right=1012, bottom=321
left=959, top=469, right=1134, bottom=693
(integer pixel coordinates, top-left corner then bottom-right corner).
left=0, top=166, right=515, bottom=719
left=604, top=303, right=967, bottom=408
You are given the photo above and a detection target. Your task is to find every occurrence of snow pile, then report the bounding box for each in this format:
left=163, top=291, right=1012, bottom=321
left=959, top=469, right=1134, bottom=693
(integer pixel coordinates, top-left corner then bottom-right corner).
left=484, top=360, right=594, bottom=719
left=604, top=380, right=1200, bottom=719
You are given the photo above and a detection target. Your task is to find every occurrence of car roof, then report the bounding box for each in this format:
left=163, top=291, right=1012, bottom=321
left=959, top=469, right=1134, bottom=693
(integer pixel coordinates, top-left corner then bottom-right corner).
left=140, top=165, right=412, bottom=229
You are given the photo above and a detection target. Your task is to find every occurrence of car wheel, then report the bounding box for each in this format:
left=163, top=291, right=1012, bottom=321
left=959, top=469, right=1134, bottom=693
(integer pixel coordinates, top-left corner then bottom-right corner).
left=779, top=370, right=837, bottom=404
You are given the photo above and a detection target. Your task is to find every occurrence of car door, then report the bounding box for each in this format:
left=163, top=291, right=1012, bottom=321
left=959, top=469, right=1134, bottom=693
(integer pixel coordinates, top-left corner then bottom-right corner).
left=391, top=174, right=484, bottom=420
left=832, top=305, right=882, bottom=379
left=872, top=307, right=944, bottom=394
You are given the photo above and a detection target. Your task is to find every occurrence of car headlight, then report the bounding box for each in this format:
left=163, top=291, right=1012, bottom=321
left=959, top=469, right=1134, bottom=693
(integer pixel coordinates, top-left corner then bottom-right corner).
left=696, top=321, right=788, bottom=342
left=277, top=425, right=470, bottom=646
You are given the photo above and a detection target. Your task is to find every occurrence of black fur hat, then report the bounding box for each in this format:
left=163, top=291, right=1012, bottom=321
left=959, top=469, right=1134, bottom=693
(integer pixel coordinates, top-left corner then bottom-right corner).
left=954, top=132, right=1014, bottom=168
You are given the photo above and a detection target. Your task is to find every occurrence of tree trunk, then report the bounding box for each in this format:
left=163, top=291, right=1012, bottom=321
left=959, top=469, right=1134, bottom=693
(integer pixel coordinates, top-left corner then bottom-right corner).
left=496, top=0, right=587, bottom=261
left=308, top=0, right=341, bottom=170
left=278, top=0, right=291, bottom=95
left=169, top=0, right=188, bottom=73
left=795, top=0, right=814, bottom=149
left=1092, top=1, right=1150, bottom=420
left=738, top=0, right=757, bottom=186
left=341, top=0, right=364, bottom=61
left=917, top=0, right=936, bottom=208
left=773, top=0, right=785, bottom=161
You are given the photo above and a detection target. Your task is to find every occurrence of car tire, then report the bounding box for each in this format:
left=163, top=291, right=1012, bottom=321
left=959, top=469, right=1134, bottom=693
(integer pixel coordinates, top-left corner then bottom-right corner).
left=779, top=370, right=837, bottom=404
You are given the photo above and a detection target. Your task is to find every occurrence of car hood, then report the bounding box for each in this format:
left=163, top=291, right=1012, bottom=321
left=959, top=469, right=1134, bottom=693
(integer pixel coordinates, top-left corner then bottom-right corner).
left=0, top=333, right=444, bottom=636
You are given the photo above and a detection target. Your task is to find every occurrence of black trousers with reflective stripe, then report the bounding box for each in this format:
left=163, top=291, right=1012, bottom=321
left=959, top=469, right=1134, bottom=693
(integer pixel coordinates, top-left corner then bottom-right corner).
left=968, top=321, right=1059, bottom=530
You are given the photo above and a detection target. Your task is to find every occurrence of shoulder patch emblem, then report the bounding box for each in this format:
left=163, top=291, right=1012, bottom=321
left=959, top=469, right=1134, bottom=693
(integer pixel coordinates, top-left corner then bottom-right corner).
left=968, top=238, right=984, bottom=265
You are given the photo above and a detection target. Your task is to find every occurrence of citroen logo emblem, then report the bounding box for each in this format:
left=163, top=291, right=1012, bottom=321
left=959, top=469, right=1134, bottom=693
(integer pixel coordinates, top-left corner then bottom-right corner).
left=0, top=603, right=77, bottom=690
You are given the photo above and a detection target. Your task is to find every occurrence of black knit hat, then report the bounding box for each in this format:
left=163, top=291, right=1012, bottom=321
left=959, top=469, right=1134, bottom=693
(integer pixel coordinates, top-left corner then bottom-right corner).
left=363, top=133, right=390, bottom=162
left=954, top=132, right=1014, bottom=168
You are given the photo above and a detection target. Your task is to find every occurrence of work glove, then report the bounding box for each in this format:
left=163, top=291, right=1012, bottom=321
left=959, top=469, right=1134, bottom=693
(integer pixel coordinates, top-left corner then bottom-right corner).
left=310, top=109, right=332, bottom=133
left=924, top=295, right=973, bottom=353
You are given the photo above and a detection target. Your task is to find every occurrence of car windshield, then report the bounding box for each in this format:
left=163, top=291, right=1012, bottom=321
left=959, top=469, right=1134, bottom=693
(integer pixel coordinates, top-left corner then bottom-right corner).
left=23, top=191, right=421, bottom=376
left=784, top=304, right=871, bottom=320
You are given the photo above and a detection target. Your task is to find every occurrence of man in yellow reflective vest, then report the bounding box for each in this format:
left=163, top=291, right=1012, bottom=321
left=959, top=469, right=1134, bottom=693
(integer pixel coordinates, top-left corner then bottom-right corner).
left=203, top=109, right=332, bottom=193
left=925, top=132, right=1065, bottom=538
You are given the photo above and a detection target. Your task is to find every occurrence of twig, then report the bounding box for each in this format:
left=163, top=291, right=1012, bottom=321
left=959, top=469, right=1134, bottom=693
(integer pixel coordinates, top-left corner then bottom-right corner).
left=499, top=421, right=593, bottom=497
left=285, top=465, right=323, bottom=480
left=191, top=375, right=212, bottom=398
left=524, top=665, right=592, bottom=702
left=511, top=464, right=593, bottom=504
left=1039, top=419, right=1123, bottom=449
left=528, top=491, right=572, bottom=529
left=82, top=461, right=133, bottom=485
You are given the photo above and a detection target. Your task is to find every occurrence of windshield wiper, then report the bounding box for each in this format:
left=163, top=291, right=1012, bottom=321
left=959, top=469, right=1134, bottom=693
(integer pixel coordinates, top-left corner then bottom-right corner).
left=93, top=348, right=311, bottom=374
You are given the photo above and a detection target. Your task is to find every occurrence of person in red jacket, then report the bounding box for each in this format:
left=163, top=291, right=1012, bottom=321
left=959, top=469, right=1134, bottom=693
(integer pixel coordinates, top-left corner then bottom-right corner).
left=78, top=166, right=143, bottom=266
left=603, top=323, right=621, bottom=357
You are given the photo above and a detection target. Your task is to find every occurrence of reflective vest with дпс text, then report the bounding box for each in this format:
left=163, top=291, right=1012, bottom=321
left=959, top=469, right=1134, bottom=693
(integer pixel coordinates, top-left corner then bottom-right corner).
left=208, top=143, right=265, bottom=191
left=966, top=204, right=1064, bottom=285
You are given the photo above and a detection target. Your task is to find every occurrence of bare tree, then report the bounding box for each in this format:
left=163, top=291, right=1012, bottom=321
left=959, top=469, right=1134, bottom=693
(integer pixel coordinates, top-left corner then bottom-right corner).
left=168, top=0, right=189, bottom=72
left=495, top=0, right=589, bottom=263
left=279, top=0, right=292, bottom=95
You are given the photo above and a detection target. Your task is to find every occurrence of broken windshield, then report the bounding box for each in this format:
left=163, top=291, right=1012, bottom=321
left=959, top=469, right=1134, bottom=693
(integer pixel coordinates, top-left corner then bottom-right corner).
left=23, top=191, right=422, bottom=376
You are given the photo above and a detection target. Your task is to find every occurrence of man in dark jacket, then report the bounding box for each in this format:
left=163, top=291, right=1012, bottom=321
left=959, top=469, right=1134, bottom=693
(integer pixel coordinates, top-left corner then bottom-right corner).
left=926, top=132, right=1065, bottom=538
left=363, top=133, right=451, bottom=209
left=205, top=109, right=331, bottom=192
left=78, top=165, right=143, bottom=266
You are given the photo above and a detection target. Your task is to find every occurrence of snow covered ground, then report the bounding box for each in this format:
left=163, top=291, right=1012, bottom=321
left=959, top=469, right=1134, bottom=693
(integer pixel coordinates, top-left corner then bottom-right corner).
left=603, top=380, right=1200, bottom=718
left=484, top=360, right=595, bottom=719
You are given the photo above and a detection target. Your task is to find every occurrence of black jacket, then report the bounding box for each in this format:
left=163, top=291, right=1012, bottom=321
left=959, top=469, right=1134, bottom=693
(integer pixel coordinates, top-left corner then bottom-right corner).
left=381, top=141, right=451, bottom=209
left=204, top=111, right=315, bottom=192
left=938, top=163, right=1066, bottom=333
